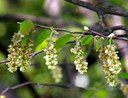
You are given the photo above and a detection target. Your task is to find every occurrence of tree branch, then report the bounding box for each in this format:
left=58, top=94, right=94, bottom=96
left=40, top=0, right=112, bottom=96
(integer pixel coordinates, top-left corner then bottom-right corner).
left=65, top=0, right=98, bottom=12
left=0, top=82, right=70, bottom=95
left=35, top=24, right=77, bottom=34
left=29, top=49, right=44, bottom=58
left=0, top=25, right=128, bottom=65
left=0, top=81, right=102, bottom=96
left=109, top=25, right=128, bottom=33
left=65, top=0, right=128, bottom=17
left=0, top=49, right=44, bottom=64
left=0, top=13, right=83, bottom=27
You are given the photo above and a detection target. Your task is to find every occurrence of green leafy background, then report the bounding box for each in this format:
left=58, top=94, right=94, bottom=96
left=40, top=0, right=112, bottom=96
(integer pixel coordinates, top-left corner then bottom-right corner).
left=0, top=0, right=127, bottom=98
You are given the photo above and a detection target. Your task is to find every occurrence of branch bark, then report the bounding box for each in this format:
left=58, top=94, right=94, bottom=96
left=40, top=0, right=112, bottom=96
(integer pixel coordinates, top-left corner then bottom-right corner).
left=0, top=13, right=83, bottom=27
left=65, top=0, right=128, bottom=17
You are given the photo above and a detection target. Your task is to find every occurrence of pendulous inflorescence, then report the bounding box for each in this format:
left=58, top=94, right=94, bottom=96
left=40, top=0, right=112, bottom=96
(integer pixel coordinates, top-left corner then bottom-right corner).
left=44, top=40, right=58, bottom=70
left=44, top=39, right=62, bottom=82
left=99, top=44, right=121, bottom=86
left=120, top=83, right=128, bottom=95
left=71, top=45, right=88, bottom=74
left=51, top=65, right=62, bottom=83
left=7, top=32, right=33, bottom=72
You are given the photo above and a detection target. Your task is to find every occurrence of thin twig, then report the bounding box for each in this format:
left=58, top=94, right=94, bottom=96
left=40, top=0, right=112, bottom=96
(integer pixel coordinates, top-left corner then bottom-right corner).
left=0, top=81, right=104, bottom=95
left=0, top=60, right=9, bottom=64
left=0, top=50, right=44, bottom=64
left=35, top=24, right=74, bottom=33
left=0, top=26, right=128, bottom=65
left=29, top=49, right=44, bottom=58
left=0, top=82, right=70, bottom=95
left=0, top=13, right=83, bottom=27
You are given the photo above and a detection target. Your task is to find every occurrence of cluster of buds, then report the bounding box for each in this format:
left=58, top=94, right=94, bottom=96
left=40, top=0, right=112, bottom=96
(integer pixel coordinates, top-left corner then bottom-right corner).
left=44, top=40, right=58, bottom=70
left=71, top=45, right=88, bottom=74
left=120, top=83, right=128, bottom=95
left=51, top=65, right=62, bottom=83
left=7, top=32, right=33, bottom=72
left=99, top=44, right=121, bottom=86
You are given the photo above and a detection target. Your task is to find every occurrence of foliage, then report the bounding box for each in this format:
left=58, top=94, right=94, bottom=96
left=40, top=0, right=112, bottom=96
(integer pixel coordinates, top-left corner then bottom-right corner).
left=0, top=0, right=128, bottom=98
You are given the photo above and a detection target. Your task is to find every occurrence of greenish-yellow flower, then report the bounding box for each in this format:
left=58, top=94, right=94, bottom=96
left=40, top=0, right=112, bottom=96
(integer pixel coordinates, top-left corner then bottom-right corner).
left=44, top=41, right=58, bottom=70
left=7, top=32, right=33, bottom=72
left=52, top=65, right=62, bottom=83
left=99, top=44, right=121, bottom=86
left=71, top=46, right=88, bottom=74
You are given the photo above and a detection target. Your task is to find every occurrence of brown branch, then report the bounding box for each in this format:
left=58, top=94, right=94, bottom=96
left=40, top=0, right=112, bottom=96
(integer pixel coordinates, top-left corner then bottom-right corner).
left=36, top=24, right=128, bottom=41
left=65, top=0, right=98, bottom=12
left=0, top=82, right=70, bottom=95
left=0, top=49, right=44, bottom=64
left=109, top=26, right=128, bottom=34
left=0, top=13, right=83, bottom=27
left=29, top=49, right=44, bottom=58
left=35, top=24, right=76, bottom=33
left=0, top=25, right=128, bottom=65
left=65, top=0, right=128, bottom=17
left=0, top=81, right=102, bottom=95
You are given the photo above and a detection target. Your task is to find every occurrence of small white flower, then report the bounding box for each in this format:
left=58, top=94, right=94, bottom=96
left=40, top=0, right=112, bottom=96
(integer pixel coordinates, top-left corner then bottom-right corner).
left=99, top=44, right=121, bottom=87
left=71, top=45, right=88, bottom=74
left=44, top=41, right=58, bottom=70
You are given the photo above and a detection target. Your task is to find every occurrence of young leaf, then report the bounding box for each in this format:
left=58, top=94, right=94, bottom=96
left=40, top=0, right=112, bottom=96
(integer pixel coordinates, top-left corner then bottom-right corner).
left=80, top=35, right=93, bottom=45
left=55, top=34, right=72, bottom=49
left=105, top=38, right=111, bottom=45
left=19, top=19, right=35, bottom=35
left=21, top=35, right=29, bottom=47
left=35, top=29, right=51, bottom=45
left=95, top=37, right=102, bottom=50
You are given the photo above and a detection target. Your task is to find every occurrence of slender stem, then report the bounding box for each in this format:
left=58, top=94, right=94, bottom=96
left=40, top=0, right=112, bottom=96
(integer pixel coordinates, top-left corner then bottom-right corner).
left=0, top=81, right=103, bottom=95
left=0, top=50, right=44, bottom=64
left=0, top=26, right=128, bottom=65
left=0, top=82, right=70, bottom=95
left=29, top=49, right=44, bottom=58
left=35, top=24, right=80, bottom=34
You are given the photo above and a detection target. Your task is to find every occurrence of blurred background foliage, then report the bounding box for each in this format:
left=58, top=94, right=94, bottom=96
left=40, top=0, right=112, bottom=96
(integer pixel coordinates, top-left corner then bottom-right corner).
left=0, top=0, right=128, bottom=98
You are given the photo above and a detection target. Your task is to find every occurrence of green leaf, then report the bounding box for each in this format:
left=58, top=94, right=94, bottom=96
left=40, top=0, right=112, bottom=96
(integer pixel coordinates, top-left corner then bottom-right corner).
left=95, top=37, right=102, bottom=50
left=55, top=34, right=72, bottom=49
left=19, top=19, right=35, bottom=35
left=35, top=29, right=51, bottom=45
left=105, top=38, right=111, bottom=45
left=118, top=72, right=128, bottom=79
left=21, top=35, right=29, bottom=47
left=80, top=35, right=93, bottom=45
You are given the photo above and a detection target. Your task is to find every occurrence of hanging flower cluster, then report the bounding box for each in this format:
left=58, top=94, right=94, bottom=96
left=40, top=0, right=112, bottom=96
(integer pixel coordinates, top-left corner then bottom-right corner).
left=120, top=83, right=128, bottom=95
left=44, top=40, right=58, bottom=70
left=71, top=45, right=88, bottom=74
left=7, top=32, right=33, bottom=72
left=51, top=65, right=62, bottom=83
left=43, top=38, right=62, bottom=82
left=99, top=44, right=121, bottom=86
